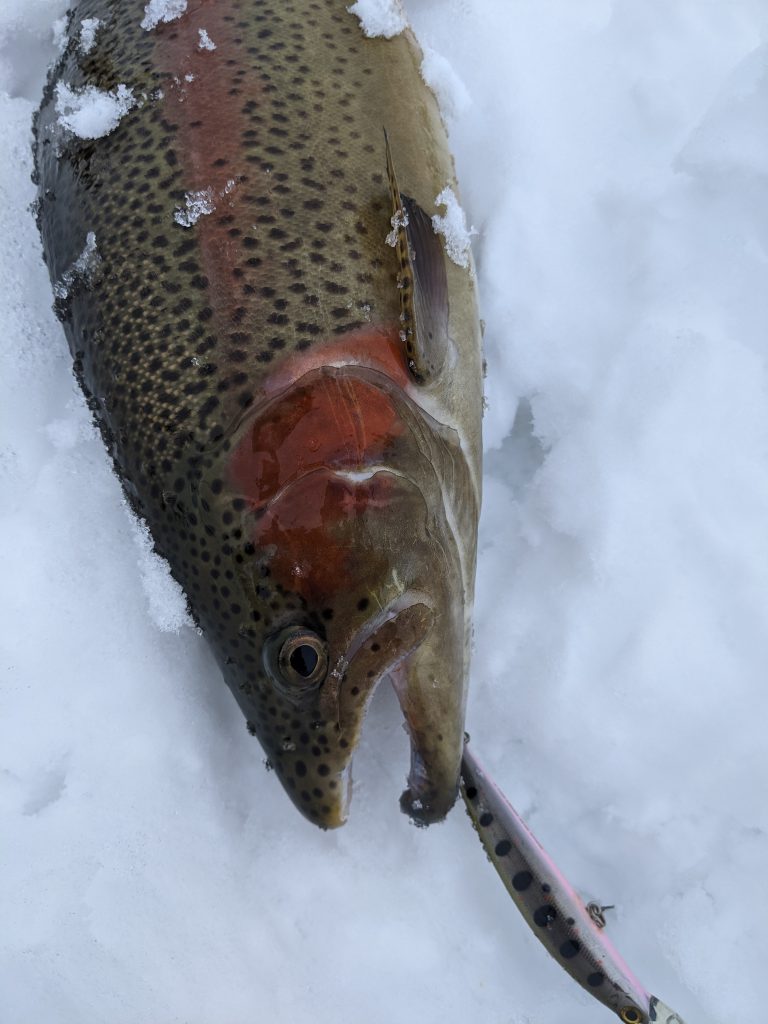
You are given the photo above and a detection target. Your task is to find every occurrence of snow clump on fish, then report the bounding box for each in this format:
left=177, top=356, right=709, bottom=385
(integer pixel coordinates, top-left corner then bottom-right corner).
left=140, top=0, right=188, bottom=32
left=432, top=188, right=473, bottom=269
left=78, top=17, right=100, bottom=54
left=197, top=28, right=215, bottom=51
left=55, top=82, right=135, bottom=139
left=347, top=0, right=407, bottom=39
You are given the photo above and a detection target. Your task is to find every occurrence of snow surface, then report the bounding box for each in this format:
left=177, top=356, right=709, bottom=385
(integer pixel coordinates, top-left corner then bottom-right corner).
left=55, top=81, right=135, bottom=139
left=2, top=2, right=768, bottom=1023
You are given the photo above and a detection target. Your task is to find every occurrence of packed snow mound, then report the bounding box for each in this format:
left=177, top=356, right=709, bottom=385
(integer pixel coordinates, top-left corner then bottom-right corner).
left=55, top=82, right=135, bottom=139
left=678, top=43, right=768, bottom=175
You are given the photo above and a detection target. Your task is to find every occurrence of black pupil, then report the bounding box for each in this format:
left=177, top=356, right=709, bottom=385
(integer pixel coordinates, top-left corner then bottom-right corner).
left=290, top=644, right=318, bottom=678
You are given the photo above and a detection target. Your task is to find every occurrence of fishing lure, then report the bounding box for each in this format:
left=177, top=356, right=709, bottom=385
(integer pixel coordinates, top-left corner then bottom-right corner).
left=461, top=742, right=689, bottom=1023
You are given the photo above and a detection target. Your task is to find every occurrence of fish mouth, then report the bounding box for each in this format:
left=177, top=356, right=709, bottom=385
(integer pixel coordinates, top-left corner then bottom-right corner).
left=330, top=592, right=464, bottom=828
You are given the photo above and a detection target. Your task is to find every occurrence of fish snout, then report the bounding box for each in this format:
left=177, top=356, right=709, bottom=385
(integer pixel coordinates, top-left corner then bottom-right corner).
left=272, top=747, right=352, bottom=830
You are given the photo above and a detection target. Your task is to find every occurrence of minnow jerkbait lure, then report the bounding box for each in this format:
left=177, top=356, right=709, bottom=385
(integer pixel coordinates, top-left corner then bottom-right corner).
left=34, top=0, right=483, bottom=828
left=461, top=743, right=689, bottom=1024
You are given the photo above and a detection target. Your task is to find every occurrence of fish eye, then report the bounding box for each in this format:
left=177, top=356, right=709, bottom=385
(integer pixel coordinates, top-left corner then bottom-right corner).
left=265, top=626, right=328, bottom=698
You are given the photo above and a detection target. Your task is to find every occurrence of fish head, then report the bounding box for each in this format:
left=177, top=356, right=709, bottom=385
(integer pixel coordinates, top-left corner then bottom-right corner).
left=217, top=355, right=474, bottom=828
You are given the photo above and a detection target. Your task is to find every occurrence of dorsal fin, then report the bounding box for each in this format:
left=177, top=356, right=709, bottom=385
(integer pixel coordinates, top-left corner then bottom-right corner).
left=384, top=129, right=449, bottom=385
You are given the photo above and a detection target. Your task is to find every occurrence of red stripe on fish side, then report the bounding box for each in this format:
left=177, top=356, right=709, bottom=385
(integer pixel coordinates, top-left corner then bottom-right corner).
left=153, top=3, right=264, bottom=323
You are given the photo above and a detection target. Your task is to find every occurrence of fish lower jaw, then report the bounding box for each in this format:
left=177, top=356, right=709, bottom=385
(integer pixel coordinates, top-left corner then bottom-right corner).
left=398, top=760, right=459, bottom=827
left=390, top=664, right=462, bottom=827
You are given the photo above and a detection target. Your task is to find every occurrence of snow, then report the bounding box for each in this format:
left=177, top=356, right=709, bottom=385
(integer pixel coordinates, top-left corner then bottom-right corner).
left=130, top=511, right=195, bottom=634
left=78, top=16, right=100, bottom=54
left=52, top=230, right=99, bottom=299
left=385, top=204, right=408, bottom=247
left=432, top=186, right=473, bottom=268
left=2, top=2, right=767, bottom=1023
left=420, top=45, right=471, bottom=123
left=174, top=180, right=238, bottom=227
left=348, top=0, right=406, bottom=39
left=173, top=186, right=216, bottom=227
left=51, top=14, right=68, bottom=53
left=55, top=81, right=135, bottom=139
left=140, top=0, right=187, bottom=33
left=197, top=27, right=216, bottom=51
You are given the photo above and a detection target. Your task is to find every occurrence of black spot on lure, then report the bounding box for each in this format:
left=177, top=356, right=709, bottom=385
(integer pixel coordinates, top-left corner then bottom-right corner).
left=33, top=0, right=483, bottom=828
left=461, top=743, right=691, bottom=1024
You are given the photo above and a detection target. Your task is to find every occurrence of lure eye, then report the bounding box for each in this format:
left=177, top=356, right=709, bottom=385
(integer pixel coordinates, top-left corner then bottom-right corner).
left=619, top=1009, right=644, bottom=1024
left=265, top=626, right=328, bottom=699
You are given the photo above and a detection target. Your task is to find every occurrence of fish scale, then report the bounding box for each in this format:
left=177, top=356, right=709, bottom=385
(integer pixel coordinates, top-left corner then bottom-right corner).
left=35, top=0, right=483, bottom=827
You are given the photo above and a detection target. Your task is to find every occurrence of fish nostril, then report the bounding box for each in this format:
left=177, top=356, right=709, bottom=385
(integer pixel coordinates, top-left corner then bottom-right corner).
left=290, top=644, right=319, bottom=677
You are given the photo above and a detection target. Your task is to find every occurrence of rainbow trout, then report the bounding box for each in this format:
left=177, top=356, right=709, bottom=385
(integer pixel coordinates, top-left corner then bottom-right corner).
left=34, top=0, right=483, bottom=827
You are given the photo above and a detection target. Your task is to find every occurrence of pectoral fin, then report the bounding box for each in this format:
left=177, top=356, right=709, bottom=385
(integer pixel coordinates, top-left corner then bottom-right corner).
left=384, top=130, right=449, bottom=385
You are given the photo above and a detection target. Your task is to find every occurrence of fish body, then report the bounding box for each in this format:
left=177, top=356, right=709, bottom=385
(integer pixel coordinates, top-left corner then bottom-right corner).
left=461, top=744, right=689, bottom=1024
left=34, top=0, right=482, bottom=827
